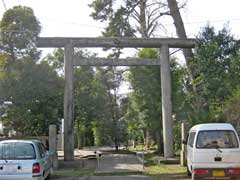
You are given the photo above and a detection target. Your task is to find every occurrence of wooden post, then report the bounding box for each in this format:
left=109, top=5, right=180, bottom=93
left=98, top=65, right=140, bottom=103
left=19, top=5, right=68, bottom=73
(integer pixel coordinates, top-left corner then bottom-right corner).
left=64, top=43, right=74, bottom=161
left=160, top=45, right=174, bottom=158
left=180, top=122, right=189, bottom=166
left=49, top=125, right=58, bottom=169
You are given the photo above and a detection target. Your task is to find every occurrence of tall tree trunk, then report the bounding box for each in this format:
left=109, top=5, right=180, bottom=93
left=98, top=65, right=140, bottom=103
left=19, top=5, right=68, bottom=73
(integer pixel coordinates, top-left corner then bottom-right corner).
left=140, top=0, right=153, bottom=150
left=167, top=0, right=196, bottom=93
left=139, top=0, right=148, bottom=38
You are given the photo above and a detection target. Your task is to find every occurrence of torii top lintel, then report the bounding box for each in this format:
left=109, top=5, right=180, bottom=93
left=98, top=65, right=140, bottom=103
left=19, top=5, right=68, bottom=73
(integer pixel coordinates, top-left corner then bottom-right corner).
left=37, top=37, right=196, bottom=48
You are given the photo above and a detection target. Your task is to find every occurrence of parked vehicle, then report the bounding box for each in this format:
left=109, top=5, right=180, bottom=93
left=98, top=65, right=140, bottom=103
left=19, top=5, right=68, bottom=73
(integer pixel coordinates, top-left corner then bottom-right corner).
left=0, top=140, right=52, bottom=180
left=185, top=123, right=240, bottom=180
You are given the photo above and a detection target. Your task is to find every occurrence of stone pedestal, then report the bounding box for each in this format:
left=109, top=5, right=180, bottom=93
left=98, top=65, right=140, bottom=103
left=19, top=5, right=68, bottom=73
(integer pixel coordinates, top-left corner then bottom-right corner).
left=49, top=124, right=58, bottom=170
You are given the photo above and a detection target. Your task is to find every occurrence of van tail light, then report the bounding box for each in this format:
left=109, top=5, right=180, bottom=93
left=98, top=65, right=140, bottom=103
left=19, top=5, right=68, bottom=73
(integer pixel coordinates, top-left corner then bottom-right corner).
left=229, top=169, right=240, bottom=174
left=194, top=169, right=208, bottom=174
left=32, top=163, right=40, bottom=174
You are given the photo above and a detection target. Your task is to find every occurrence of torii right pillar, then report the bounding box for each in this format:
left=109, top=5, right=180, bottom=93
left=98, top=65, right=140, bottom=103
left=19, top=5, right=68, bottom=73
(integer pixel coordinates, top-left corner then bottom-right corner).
left=160, top=45, right=174, bottom=158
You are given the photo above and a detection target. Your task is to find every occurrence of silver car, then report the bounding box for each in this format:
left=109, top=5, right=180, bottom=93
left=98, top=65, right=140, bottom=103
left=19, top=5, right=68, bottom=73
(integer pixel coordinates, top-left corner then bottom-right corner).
left=0, top=140, right=52, bottom=180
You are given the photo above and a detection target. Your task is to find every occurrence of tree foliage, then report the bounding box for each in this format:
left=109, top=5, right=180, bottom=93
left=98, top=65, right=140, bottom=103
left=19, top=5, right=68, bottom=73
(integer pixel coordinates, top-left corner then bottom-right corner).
left=91, top=67, right=128, bottom=148
left=127, top=48, right=187, bottom=152
left=43, top=48, right=128, bottom=148
left=0, top=6, right=63, bottom=136
left=43, top=48, right=64, bottom=74
left=0, top=6, right=41, bottom=62
left=90, top=0, right=173, bottom=38
left=0, top=59, right=63, bottom=135
left=188, top=25, right=240, bottom=124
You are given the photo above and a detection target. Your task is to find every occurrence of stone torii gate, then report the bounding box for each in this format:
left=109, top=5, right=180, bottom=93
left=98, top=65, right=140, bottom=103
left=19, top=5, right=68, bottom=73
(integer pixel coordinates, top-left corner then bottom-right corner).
left=37, top=37, right=195, bottom=161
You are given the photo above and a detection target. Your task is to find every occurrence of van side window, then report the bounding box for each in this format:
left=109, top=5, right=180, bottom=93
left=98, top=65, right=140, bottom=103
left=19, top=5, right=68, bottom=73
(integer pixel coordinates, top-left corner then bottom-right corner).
left=188, top=132, right=196, bottom=147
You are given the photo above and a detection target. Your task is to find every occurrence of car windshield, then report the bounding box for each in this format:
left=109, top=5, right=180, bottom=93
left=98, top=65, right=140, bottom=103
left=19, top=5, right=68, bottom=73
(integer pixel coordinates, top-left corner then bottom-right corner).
left=196, top=130, right=239, bottom=149
left=0, top=142, right=36, bottom=160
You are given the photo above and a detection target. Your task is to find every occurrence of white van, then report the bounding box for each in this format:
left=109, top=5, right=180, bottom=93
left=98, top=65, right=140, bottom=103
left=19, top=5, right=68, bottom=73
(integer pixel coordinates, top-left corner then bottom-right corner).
left=186, top=123, right=240, bottom=180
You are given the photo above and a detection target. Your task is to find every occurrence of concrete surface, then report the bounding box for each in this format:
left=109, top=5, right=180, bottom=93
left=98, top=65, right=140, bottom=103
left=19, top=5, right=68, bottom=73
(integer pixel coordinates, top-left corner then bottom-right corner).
left=95, top=154, right=144, bottom=174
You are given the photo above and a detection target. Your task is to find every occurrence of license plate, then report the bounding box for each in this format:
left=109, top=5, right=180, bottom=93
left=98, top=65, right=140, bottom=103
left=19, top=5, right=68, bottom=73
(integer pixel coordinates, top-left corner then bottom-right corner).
left=3, top=165, right=18, bottom=172
left=212, top=170, right=225, bottom=177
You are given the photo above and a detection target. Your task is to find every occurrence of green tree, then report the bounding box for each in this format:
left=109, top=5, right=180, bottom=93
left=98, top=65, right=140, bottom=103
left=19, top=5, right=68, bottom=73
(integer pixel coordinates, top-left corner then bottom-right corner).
left=43, top=48, right=64, bottom=73
left=188, top=25, right=240, bottom=124
left=74, top=66, right=96, bottom=148
left=128, top=49, right=161, bottom=151
left=223, top=87, right=240, bottom=128
left=90, top=0, right=188, bottom=38
left=127, top=48, right=186, bottom=153
left=0, top=6, right=63, bottom=136
left=0, top=59, right=63, bottom=135
left=92, top=67, right=128, bottom=150
left=43, top=48, right=128, bottom=149
left=91, top=68, right=113, bottom=146
left=0, top=6, right=41, bottom=62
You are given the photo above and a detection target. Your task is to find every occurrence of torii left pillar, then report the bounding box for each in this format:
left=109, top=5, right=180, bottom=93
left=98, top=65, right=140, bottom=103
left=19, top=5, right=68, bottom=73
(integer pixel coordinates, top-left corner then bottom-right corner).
left=64, top=43, right=74, bottom=161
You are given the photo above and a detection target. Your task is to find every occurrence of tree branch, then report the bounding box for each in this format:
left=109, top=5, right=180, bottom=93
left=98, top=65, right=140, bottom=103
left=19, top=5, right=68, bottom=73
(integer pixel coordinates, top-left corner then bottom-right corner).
left=147, top=13, right=167, bottom=33
left=148, top=22, right=158, bottom=37
left=130, top=9, right=141, bottom=23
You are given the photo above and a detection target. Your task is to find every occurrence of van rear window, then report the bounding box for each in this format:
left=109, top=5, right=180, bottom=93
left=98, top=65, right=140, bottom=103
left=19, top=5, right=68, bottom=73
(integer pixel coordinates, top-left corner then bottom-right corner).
left=0, top=142, right=36, bottom=160
left=196, top=130, right=239, bottom=149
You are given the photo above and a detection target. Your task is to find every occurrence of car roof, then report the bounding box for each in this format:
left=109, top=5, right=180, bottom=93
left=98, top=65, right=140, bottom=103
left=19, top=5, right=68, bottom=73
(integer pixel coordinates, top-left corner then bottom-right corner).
left=190, top=123, right=235, bottom=132
left=0, top=139, right=41, bottom=144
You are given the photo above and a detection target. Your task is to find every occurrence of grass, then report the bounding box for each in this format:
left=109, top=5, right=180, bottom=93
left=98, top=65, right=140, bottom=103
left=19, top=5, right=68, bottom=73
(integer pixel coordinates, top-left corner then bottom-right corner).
left=52, top=168, right=95, bottom=177
left=146, top=164, right=186, bottom=175
left=143, top=153, right=189, bottom=180
left=128, top=144, right=158, bottom=151
left=128, top=144, right=145, bottom=151
left=145, top=164, right=189, bottom=180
